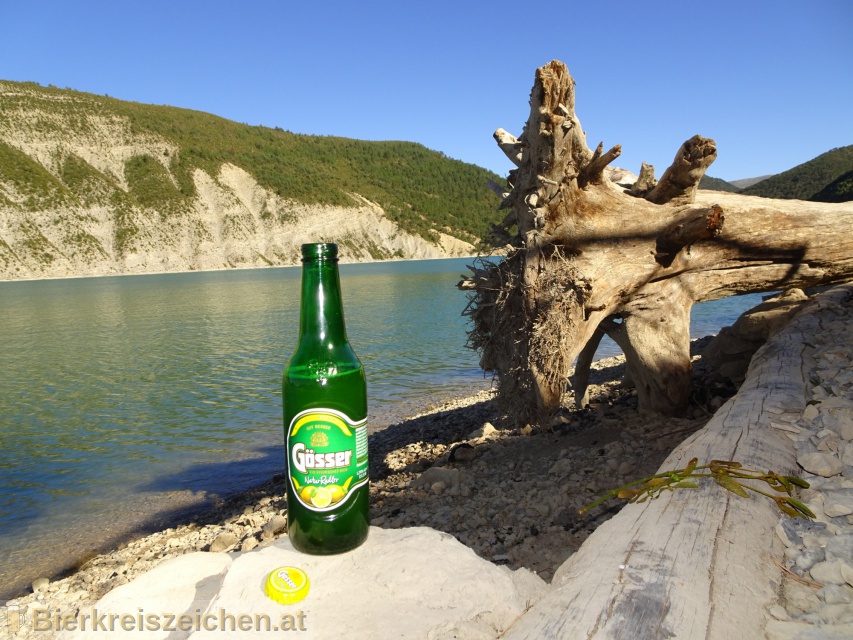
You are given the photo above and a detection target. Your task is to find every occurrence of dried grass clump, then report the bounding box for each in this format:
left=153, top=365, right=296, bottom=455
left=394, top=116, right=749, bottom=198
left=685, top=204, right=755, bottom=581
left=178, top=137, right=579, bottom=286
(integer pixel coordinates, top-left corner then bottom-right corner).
left=528, top=249, right=587, bottom=393
left=461, top=247, right=585, bottom=424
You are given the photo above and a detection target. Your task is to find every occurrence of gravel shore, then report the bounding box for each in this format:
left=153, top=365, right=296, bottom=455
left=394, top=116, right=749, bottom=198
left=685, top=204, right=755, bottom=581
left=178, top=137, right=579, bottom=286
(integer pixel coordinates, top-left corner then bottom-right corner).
left=4, top=340, right=735, bottom=637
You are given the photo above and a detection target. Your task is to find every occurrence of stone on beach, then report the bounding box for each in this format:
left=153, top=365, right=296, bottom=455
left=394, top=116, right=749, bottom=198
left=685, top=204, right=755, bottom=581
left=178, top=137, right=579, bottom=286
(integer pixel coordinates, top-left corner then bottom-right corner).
left=208, top=531, right=238, bottom=552
left=811, top=560, right=851, bottom=586
left=409, top=466, right=460, bottom=490
left=798, top=451, right=844, bottom=478
left=261, top=514, right=288, bottom=538
left=468, top=421, right=499, bottom=440
left=31, top=577, right=49, bottom=592
left=823, top=492, right=853, bottom=517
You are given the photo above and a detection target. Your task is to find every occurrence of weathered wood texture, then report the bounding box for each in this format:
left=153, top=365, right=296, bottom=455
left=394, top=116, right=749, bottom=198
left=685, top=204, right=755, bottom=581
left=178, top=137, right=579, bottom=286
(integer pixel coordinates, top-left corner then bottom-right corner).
left=461, top=60, right=853, bottom=423
left=502, top=283, right=852, bottom=640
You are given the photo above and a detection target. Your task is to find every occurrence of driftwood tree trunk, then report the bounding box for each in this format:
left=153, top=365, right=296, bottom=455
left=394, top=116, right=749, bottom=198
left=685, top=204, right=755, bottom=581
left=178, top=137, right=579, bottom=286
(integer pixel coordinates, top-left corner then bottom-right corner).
left=460, top=60, right=853, bottom=423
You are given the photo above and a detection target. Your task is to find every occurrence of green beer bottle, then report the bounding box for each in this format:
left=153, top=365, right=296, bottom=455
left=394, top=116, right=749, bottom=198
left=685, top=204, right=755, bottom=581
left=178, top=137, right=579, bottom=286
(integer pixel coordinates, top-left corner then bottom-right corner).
left=283, top=242, right=369, bottom=554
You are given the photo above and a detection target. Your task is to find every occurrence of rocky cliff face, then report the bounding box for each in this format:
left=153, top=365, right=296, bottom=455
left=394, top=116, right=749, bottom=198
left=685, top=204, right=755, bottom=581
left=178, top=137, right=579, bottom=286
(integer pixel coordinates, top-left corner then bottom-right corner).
left=0, top=82, right=475, bottom=281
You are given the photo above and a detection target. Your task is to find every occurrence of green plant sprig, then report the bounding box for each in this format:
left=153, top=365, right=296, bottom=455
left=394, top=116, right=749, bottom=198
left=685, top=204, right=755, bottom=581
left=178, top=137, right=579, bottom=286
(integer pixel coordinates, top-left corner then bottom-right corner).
left=580, top=458, right=814, bottom=520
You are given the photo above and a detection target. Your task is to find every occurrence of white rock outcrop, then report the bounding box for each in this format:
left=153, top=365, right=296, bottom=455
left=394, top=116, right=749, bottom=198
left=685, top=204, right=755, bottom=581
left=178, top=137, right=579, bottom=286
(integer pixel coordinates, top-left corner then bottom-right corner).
left=0, top=161, right=474, bottom=281
left=58, top=527, right=546, bottom=640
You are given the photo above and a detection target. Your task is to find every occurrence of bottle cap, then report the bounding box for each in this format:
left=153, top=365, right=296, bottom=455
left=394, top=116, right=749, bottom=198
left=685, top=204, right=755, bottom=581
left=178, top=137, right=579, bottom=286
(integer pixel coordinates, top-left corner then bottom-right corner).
left=264, top=566, right=310, bottom=605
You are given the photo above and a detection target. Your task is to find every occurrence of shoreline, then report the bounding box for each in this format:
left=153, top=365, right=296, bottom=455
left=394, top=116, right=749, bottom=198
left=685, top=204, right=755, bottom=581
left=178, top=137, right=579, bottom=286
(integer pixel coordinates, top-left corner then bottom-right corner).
left=0, top=388, right=495, bottom=603
left=0, top=252, right=488, bottom=285
left=2, top=340, right=726, bottom=609
left=0, top=376, right=496, bottom=603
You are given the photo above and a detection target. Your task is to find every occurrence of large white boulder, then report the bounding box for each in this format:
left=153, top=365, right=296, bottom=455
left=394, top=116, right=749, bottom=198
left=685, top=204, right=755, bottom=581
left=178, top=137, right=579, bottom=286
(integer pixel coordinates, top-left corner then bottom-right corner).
left=60, top=527, right=546, bottom=640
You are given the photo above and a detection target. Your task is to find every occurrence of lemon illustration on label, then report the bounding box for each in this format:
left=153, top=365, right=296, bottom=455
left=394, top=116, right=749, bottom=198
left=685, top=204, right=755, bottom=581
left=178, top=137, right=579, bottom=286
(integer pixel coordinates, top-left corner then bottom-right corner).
left=327, top=485, right=345, bottom=504
left=300, top=486, right=316, bottom=503
left=310, top=486, right=333, bottom=508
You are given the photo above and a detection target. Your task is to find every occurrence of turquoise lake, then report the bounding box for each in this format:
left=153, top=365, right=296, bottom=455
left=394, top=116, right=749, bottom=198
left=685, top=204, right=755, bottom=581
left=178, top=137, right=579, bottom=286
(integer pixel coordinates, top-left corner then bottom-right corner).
left=0, top=257, right=766, bottom=598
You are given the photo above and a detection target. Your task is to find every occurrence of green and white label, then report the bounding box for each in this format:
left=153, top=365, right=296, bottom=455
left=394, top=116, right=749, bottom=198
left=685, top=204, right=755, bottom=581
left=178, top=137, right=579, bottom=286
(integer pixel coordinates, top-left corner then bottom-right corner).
left=287, top=408, right=368, bottom=511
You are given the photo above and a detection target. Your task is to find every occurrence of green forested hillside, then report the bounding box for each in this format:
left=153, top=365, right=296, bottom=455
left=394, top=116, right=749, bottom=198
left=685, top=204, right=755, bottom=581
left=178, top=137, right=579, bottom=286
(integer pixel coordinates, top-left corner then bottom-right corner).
left=810, top=169, right=853, bottom=203
left=0, top=81, right=504, bottom=244
left=740, top=145, right=853, bottom=202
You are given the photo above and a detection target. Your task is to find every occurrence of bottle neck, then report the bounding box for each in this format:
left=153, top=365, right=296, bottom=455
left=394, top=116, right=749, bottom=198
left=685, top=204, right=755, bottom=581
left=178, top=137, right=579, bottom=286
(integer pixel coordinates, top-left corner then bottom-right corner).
left=298, top=255, right=348, bottom=347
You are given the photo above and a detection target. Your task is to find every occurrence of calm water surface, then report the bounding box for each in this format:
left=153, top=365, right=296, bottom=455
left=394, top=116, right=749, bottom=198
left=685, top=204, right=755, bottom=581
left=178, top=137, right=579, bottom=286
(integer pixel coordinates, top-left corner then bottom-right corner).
left=0, top=258, right=765, bottom=597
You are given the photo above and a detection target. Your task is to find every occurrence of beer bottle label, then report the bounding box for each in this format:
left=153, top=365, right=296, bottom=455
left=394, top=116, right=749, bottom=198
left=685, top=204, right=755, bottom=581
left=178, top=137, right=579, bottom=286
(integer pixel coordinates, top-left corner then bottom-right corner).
left=286, top=408, right=368, bottom=511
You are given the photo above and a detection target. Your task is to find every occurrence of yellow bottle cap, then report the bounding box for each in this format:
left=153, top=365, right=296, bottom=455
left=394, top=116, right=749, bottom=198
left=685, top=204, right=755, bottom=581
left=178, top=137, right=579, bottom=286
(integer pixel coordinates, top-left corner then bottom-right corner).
left=264, top=566, right=310, bottom=605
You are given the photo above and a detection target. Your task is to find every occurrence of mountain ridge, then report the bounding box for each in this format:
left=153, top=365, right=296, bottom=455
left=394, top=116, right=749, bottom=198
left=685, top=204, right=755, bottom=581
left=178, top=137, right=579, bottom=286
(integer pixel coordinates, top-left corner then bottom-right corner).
left=696, top=145, right=853, bottom=201
left=730, top=175, right=773, bottom=189
left=740, top=145, right=853, bottom=201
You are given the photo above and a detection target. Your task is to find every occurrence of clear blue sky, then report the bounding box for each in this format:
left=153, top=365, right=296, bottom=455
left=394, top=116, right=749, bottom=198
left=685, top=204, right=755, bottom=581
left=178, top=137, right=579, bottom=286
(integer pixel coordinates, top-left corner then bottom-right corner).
left=2, top=0, right=851, bottom=182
